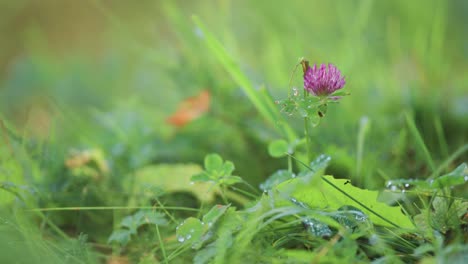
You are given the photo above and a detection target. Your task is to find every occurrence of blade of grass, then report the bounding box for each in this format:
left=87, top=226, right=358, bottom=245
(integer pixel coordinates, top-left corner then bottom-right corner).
left=428, top=143, right=468, bottom=180
left=356, top=116, right=370, bottom=181
left=434, top=116, right=449, bottom=159
left=192, top=16, right=296, bottom=142
left=404, top=111, right=436, bottom=172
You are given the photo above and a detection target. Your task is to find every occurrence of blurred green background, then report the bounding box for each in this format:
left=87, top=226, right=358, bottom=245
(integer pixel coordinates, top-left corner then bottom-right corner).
left=1, top=1, right=468, bottom=262
left=1, top=0, right=467, bottom=192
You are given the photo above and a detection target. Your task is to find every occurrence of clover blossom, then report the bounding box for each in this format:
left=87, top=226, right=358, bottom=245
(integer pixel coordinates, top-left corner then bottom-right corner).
left=303, top=63, right=346, bottom=96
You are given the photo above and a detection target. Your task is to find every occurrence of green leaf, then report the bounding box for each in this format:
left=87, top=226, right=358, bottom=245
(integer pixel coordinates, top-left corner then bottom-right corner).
left=330, top=90, right=351, bottom=97
left=134, top=210, right=169, bottom=226
left=219, top=175, right=243, bottom=185
left=221, top=161, right=235, bottom=176
left=331, top=206, right=372, bottom=231
left=297, top=97, right=321, bottom=118
left=205, top=154, right=223, bottom=171
left=276, top=97, right=298, bottom=116
left=260, top=170, right=294, bottom=191
left=191, top=172, right=212, bottom=182
left=277, top=175, right=414, bottom=228
left=176, top=217, right=204, bottom=245
left=132, top=163, right=216, bottom=202
left=202, top=204, right=230, bottom=229
left=108, top=229, right=132, bottom=245
left=194, top=243, right=217, bottom=264
left=121, top=215, right=139, bottom=235
left=309, top=154, right=331, bottom=172
left=432, top=163, right=468, bottom=188
left=385, top=163, right=468, bottom=191
left=268, top=139, right=290, bottom=158
left=302, top=217, right=333, bottom=238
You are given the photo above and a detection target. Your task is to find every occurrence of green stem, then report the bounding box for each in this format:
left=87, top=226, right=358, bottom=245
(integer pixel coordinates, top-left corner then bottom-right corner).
left=304, top=90, right=312, bottom=164
left=155, top=224, right=168, bottom=264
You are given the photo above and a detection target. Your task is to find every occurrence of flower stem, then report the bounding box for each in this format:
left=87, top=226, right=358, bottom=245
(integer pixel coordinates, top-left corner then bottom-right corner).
left=304, top=90, right=312, bottom=164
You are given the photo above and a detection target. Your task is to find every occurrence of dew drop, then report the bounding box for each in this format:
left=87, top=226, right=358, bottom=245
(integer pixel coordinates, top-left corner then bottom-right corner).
left=207, top=222, right=213, bottom=227
left=464, top=176, right=468, bottom=182
left=190, top=228, right=195, bottom=233
left=386, top=181, right=392, bottom=187
left=186, top=234, right=192, bottom=240
left=404, top=183, right=410, bottom=188
left=189, top=182, right=195, bottom=185
left=369, top=234, right=379, bottom=245
left=293, top=87, right=299, bottom=96
left=178, top=236, right=185, bottom=243
left=390, top=186, right=397, bottom=192
left=402, top=189, right=406, bottom=193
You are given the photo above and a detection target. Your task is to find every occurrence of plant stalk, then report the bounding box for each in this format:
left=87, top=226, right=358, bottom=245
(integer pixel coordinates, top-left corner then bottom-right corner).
left=304, top=90, right=313, bottom=164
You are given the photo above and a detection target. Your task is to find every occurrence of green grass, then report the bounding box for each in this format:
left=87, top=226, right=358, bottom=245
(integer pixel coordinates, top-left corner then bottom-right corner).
left=1, top=1, right=467, bottom=263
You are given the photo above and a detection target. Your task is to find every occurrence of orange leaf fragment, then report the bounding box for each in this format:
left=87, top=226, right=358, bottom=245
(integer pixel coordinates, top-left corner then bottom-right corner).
left=166, top=90, right=211, bottom=127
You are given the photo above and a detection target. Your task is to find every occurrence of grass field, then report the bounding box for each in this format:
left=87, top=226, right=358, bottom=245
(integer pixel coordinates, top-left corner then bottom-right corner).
left=1, top=1, right=467, bottom=263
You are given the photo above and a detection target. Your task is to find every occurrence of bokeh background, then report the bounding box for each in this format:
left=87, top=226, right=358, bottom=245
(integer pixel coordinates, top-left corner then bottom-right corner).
left=1, top=0, right=467, bottom=186
left=1, top=0, right=468, bottom=262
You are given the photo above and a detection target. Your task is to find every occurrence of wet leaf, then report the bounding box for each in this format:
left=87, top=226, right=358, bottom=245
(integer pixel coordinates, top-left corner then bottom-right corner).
left=260, top=170, right=294, bottom=191
left=302, top=217, right=332, bottom=238
left=202, top=204, right=230, bottom=229
left=309, top=154, right=331, bottom=173
left=176, top=217, right=204, bottom=245
left=277, top=175, right=414, bottom=228
left=385, top=163, right=468, bottom=192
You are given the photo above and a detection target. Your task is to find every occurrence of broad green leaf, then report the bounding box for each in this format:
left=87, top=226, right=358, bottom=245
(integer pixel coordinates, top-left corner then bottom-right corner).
left=277, top=175, right=414, bottom=228
left=268, top=139, right=289, bottom=158
left=132, top=163, right=216, bottom=202
left=176, top=217, right=204, bottom=245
